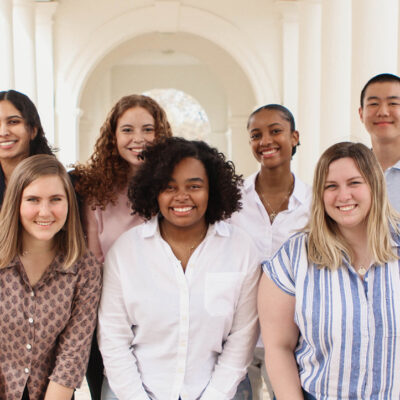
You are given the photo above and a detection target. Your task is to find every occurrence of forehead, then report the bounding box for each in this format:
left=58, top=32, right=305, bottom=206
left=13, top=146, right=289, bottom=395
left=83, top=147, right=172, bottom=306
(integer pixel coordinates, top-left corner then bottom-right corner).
left=0, top=100, right=22, bottom=116
left=118, top=106, right=154, bottom=123
left=171, top=157, right=207, bottom=179
left=248, top=109, right=289, bottom=127
left=364, top=81, right=400, bottom=100
left=326, top=157, right=362, bottom=179
left=23, top=175, right=66, bottom=195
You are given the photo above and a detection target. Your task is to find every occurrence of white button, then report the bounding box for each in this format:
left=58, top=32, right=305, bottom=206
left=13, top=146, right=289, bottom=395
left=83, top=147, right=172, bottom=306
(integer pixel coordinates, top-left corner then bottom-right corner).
left=30, top=291, right=34, bottom=297
left=26, top=344, right=32, bottom=350
left=28, top=318, right=33, bottom=324
left=24, top=368, right=29, bottom=374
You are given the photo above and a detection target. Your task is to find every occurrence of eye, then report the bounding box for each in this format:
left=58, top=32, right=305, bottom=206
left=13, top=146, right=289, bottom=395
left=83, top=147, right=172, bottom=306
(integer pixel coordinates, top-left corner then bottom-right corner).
left=367, top=102, right=379, bottom=107
left=250, top=133, right=261, bottom=141
left=324, top=184, right=336, bottom=190
left=51, top=196, right=63, bottom=202
left=189, top=184, right=201, bottom=190
left=349, top=180, right=362, bottom=186
left=389, top=101, right=400, bottom=106
left=26, top=197, right=38, bottom=202
left=143, top=127, right=155, bottom=133
left=271, top=129, right=282, bottom=135
left=8, top=119, right=21, bottom=125
left=121, top=127, right=132, bottom=133
left=164, top=184, right=175, bottom=192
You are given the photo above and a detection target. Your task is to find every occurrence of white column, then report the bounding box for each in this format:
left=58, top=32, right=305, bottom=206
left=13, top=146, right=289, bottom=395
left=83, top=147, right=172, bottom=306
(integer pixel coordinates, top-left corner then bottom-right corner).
left=297, top=0, right=321, bottom=185
left=35, top=1, right=58, bottom=146
left=320, top=0, right=352, bottom=151
left=13, top=0, right=37, bottom=101
left=276, top=0, right=300, bottom=175
left=351, top=0, right=399, bottom=142
left=0, top=0, right=15, bottom=89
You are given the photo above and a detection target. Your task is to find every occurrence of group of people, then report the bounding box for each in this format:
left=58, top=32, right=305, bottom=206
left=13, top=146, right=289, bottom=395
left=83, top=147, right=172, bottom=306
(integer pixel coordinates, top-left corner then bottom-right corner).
left=0, top=72, right=399, bottom=400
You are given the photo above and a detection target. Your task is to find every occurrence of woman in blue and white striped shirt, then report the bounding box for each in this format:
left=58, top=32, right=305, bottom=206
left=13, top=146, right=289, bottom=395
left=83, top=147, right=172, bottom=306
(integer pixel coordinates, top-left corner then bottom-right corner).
left=258, top=142, right=400, bottom=400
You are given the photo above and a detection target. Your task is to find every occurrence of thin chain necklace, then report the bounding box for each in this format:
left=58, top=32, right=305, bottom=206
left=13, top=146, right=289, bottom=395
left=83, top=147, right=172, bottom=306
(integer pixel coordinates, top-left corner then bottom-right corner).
left=161, top=223, right=208, bottom=259
left=257, top=178, right=294, bottom=223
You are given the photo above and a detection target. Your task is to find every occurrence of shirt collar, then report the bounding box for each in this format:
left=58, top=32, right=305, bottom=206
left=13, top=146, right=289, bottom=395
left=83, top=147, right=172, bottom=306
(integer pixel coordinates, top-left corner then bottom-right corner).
left=388, top=159, right=400, bottom=171
left=244, top=171, right=311, bottom=207
left=141, top=215, right=231, bottom=239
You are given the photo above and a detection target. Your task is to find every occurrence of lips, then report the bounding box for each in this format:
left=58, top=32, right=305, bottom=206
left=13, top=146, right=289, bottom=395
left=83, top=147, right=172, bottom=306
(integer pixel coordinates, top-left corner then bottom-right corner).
left=0, top=140, right=17, bottom=148
left=373, top=121, right=394, bottom=126
left=127, top=147, right=144, bottom=155
left=261, top=148, right=279, bottom=157
left=35, top=221, right=54, bottom=226
left=171, top=206, right=194, bottom=215
left=337, top=204, right=356, bottom=212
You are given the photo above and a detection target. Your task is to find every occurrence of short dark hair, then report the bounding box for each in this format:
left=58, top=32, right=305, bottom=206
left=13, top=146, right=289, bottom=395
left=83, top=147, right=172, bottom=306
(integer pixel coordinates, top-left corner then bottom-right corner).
left=360, top=73, right=400, bottom=107
left=0, top=90, right=53, bottom=156
left=247, top=104, right=299, bottom=156
left=129, top=137, right=243, bottom=224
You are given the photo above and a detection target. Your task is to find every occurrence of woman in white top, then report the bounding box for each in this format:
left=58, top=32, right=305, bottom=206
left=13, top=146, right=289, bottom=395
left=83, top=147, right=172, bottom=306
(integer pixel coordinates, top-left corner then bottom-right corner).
left=259, top=142, right=400, bottom=399
left=230, top=104, right=311, bottom=399
left=98, top=137, right=261, bottom=400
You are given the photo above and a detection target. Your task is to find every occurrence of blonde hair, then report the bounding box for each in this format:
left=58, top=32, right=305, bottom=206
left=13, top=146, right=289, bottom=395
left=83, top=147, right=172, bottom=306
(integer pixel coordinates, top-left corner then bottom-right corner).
left=308, top=142, right=399, bottom=270
left=0, top=155, right=86, bottom=269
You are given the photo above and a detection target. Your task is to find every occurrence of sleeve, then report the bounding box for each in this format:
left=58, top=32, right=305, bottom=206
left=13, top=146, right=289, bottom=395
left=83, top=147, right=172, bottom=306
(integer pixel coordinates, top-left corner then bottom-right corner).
left=49, top=252, right=103, bottom=389
left=201, top=247, right=261, bottom=400
left=262, top=237, right=297, bottom=296
left=97, top=245, right=150, bottom=400
left=83, top=201, right=105, bottom=263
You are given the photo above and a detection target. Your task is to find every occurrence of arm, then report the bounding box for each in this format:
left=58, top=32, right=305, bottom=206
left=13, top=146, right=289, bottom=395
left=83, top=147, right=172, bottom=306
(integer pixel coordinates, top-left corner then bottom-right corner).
left=97, top=249, right=150, bottom=400
left=49, top=253, right=103, bottom=392
left=258, top=273, right=303, bottom=400
left=44, top=381, right=74, bottom=400
left=83, top=201, right=104, bottom=263
left=201, top=258, right=261, bottom=400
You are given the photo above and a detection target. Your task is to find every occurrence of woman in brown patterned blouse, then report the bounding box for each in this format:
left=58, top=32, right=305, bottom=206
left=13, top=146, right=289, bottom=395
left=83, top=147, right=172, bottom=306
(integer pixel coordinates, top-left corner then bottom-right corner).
left=0, top=155, right=102, bottom=400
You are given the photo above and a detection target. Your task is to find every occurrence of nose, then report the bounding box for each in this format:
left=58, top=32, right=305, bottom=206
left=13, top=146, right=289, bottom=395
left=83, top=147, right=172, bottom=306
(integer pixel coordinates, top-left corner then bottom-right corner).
left=174, top=190, right=189, bottom=202
left=260, top=132, right=273, bottom=146
left=377, top=102, right=389, bottom=117
left=337, top=185, right=352, bottom=202
left=38, top=201, right=52, bottom=216
left=0, top=123, right=9, bottom=137
left=131, top=130, right=145, bottom=144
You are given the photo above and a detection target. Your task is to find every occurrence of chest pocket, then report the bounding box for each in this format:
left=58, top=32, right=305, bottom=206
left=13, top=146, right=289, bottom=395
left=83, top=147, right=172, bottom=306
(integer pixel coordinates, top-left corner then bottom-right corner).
left=204, top=272, right=242, bottom=317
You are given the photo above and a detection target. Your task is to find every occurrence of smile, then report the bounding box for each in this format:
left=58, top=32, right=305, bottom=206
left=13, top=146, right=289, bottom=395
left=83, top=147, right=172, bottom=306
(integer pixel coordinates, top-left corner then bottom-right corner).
left=261, top=148, right=278, bottom=156
left=338, top=205, right=356, bottom=211
left=35, top=221, right=53, bottom=226
left=0, top=140, right=17, bottom=147
left=128, top=147, right=144, bottom=154
left=172, top=206, right=194, bottom=213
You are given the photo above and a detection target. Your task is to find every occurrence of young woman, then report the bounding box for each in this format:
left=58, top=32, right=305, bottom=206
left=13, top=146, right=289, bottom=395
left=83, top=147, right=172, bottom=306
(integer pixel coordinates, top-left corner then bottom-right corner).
left=72, top=94, right=172, bottom=263
left=259, top=142, right=400, bottom=399
left=0, top=154, right=102, bottom=400
left=98, top=137, right=261, bottom=400
left=230, top=104, right=311, bottom=399
left=0, top=90, right=53, bottom=207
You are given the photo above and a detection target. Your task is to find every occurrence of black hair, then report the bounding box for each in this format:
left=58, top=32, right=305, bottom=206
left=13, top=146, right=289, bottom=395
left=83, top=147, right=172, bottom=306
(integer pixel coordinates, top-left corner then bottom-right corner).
left=360, top=73, right=400, bottom=107
left=0, top=90, right=53, bottom=156
left=247, top=104, right=298, bottom=156
left=129, top=137, right=243, bottom=224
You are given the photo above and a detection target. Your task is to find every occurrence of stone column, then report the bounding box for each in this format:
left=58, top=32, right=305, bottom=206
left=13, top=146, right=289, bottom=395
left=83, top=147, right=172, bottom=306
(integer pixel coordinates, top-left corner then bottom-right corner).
left=13, top=0, right=37, bottom=101
left=320, top=0, right=352, bottom=151
left=35, top=1, right=58, bottom=145
left=351, top=0, right=399, bottom=142
left=297, top=0, right=321, bottom=185
left=0, top=0, right=14, bottom=89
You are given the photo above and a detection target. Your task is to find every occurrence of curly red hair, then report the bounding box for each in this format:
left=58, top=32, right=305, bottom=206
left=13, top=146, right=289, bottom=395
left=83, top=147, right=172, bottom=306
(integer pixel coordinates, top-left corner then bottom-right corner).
left=72, top=94, right=172, bottom=208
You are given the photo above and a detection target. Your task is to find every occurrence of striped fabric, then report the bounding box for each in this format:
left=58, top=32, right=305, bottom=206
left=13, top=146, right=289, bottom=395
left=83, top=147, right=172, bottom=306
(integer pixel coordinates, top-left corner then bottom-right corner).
left=263, top=232, right=400, bottom=400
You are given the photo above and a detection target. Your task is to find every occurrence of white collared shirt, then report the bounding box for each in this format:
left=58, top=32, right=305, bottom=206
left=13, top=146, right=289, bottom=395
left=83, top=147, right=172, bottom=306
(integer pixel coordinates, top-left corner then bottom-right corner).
left=230, top=172, right=312, bottom=262
left=385, top=159, right=400, bottom=213
left=98, top=217, right=260, bottom=400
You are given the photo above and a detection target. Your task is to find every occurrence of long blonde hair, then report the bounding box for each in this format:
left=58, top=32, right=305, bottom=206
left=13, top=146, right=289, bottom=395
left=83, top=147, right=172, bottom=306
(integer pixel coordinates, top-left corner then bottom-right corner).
left=308, top=142, right=399, bottom=270
left=0, top=155, right=86, bottom=269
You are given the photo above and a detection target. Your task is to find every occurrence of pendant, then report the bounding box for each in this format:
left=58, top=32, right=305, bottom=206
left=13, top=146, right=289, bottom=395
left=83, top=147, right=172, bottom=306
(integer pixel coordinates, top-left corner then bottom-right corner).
left=358, top=267, right=367, bottom=276
left=270, top=212, right=277, bottom=222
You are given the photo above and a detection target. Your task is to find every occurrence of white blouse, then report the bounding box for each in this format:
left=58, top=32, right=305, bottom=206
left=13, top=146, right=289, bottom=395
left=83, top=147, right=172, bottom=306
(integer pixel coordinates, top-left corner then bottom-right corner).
left=98, top=216, right=260, bottom=400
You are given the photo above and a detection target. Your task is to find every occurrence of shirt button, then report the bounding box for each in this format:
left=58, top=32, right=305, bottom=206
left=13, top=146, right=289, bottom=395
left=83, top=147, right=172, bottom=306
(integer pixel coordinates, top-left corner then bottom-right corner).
left=26, top=344, right=32, bottom=350
left=28, top=318, right=33, bottom=324
left=30, top=291, right=35, bottom=297
left=24, top=368, right=29, bottom=374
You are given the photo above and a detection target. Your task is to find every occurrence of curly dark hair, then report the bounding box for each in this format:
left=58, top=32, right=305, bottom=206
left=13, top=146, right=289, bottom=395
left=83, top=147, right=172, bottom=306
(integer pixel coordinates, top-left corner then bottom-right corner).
left=129, top=137, right=243, bottom=224
left=0, top=90, right=54, bottom=156
left=72, top=94, right=172, bottom=208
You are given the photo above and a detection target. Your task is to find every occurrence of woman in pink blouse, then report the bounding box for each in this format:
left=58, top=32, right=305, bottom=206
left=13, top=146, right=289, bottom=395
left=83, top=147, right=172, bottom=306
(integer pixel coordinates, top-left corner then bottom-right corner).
left=71, top=94, right=172, bottom=399
left=0, top=154, right=102, bottom=400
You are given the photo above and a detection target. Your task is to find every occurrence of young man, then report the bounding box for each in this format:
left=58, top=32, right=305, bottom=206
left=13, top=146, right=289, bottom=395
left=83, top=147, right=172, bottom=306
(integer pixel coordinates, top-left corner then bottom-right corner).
left=359, top=73, right=400, bottom=212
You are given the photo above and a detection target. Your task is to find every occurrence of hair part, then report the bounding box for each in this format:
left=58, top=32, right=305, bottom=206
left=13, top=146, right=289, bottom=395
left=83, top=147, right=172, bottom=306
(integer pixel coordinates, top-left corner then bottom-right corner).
left=360, top=73, right=400, bottom=107
left=0, top=154, right=86, bottom=269
left=247, top=104, right=299, bottom=156
left=0, top=90, right=54, bottom=156
left=129, top=137, right=243, bottom=224
left=307, top=142, right=399, bottom=270
left=72, top=94, right=172, bottom=208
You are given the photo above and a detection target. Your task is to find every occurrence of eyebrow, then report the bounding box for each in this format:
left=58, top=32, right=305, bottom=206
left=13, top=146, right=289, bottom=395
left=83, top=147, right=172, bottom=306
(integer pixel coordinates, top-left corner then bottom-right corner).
left=366, top=95, right=400, bottom=101
left=249, top=122, right=283, bottom=133
left=7, top=115, right=23, bottom=119
left=325, top=175, right=364, bottom=183
left=168, top=177, right=205, bottom=183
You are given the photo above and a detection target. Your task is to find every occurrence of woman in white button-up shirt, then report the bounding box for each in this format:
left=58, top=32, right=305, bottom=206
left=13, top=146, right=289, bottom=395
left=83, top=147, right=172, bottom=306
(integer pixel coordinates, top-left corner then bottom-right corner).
left=98, top=137, right=261, bottom=400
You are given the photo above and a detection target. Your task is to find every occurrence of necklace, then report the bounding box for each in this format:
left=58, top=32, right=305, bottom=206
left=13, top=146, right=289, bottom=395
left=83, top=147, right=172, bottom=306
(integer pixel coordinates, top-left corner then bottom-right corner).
left=161, top=224, right=208, bottom=259
left=257, top=179, right=294, bottom=223
left=357, top=265, right=367, bottom=276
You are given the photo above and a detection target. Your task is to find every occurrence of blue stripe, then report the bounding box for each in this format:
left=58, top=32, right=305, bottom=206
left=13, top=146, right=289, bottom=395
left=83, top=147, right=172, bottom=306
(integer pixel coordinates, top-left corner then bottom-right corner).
left=337, top=267, right=347, bottom=399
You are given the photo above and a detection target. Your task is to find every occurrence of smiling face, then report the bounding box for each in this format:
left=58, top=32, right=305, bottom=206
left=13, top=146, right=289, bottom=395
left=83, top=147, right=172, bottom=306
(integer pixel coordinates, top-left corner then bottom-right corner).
left=157, top=157, right=209, bottom=231
left=0, top=100, right=36, bottom=164
left=20, top=175, right=68, bottom=247
left=359, top=81, right=400, bottom=145
left=248, top=108, right=299, bottom=170
left=115, top=106, right=156, bottom=175
left=323, top=157, right=372, bottom=237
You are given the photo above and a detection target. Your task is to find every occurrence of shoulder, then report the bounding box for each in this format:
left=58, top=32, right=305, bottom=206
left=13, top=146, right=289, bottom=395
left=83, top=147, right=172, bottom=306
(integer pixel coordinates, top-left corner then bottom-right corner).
left=75, top=250, right=102, bottom=278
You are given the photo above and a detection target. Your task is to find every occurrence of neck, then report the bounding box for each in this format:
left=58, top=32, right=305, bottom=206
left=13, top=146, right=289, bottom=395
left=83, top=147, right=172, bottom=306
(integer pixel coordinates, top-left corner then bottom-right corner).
left=160, top=218, right=208, bottom=244
left=21, top=234, right=56, bottom=257
left=1, top=157, right=24, bottom=184
left=371, top=138, right=400, bottom=171
left=339, top=223, right=370, bottom=261
left=257, top=167, right=293, bottom=194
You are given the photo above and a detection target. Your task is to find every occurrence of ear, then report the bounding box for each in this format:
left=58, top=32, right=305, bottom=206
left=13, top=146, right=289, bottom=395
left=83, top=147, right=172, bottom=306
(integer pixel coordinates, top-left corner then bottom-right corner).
left=358, top=106, right=364, bottom=123
left=30, top=127, right=38, bottom=140
left=291, top=130, right=299, bottom=147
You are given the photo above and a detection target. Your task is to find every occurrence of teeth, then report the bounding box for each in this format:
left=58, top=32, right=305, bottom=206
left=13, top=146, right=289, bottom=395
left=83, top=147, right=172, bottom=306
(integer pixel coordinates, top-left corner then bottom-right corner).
left=0, top=141, right=16, bottom=147
left=262, top=149, right=278, bottom=155
left=36, top=221, right=52, bottom=226
left=173, top=207, right=193, bottom=212
left=339, top=205, right=355, bottom=211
